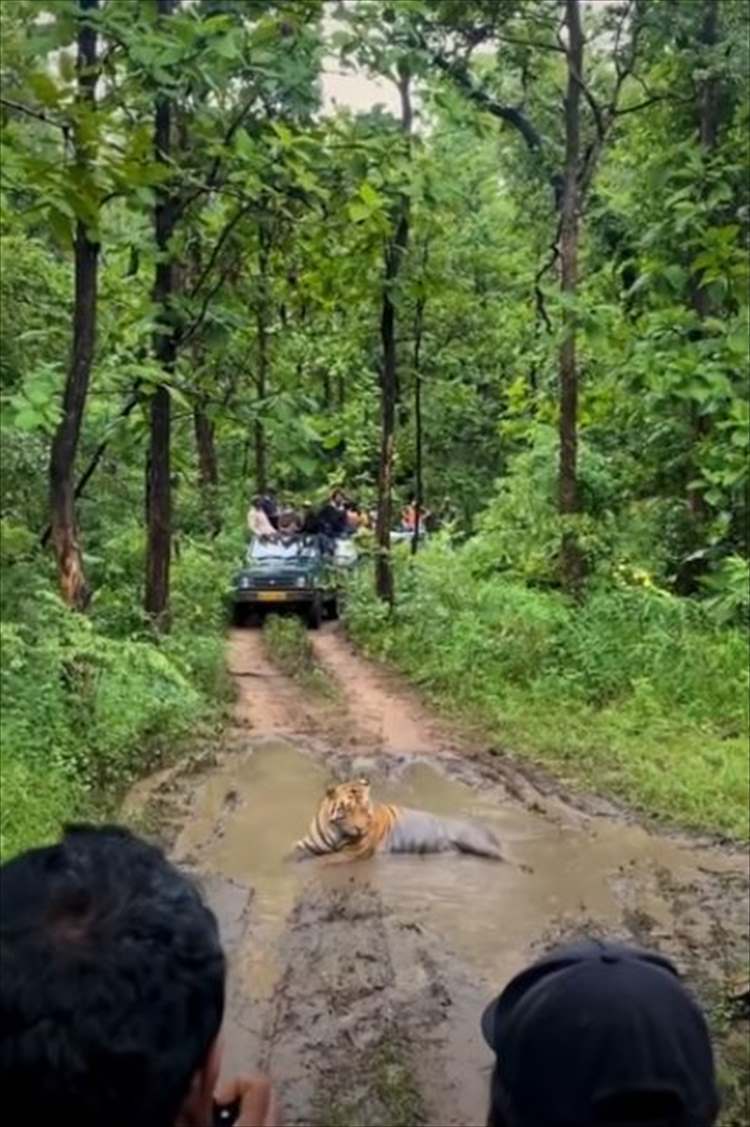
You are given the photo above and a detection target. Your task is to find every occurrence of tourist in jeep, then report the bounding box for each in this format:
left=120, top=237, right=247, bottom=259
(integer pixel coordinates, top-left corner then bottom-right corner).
left=248, top=496, right=276, bottom=539
left=318, top=489, right=348, bottom=540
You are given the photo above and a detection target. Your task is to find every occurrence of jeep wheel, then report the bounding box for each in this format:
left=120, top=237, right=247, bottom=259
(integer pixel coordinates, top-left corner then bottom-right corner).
left=306, top=600, right=322, bottom=630
left=325, top=595, right=339, bottom=621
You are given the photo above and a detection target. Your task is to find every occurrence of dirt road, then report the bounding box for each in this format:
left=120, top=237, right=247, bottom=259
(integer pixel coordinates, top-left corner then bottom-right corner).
left=125, top=625, right=749, bottom=1126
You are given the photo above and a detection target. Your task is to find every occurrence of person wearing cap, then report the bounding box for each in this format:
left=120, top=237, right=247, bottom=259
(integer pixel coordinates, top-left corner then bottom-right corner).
left=481, top=938, right=719, bottom=1127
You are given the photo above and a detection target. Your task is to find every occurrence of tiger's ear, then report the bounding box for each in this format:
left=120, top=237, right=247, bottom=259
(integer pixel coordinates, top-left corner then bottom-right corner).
left=326, top=784, right=337, bottom=798
left=356, top=776, right=369, bottom=786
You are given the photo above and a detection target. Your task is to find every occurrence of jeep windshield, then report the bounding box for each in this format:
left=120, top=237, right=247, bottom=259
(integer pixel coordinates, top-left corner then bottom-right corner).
left=247, top=537, right=320, bottom=563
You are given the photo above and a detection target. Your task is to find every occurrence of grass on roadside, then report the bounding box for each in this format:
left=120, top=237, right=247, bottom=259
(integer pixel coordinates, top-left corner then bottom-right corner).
left=0, top=536, right=232, bottom=862
left=263, top=615, right=337, bottom=698
left=316, top=1036, right=425, bottom=1127
left=717, top=1023, right=750, bottom=1127
left=698, top=974, right=750, bottom=1127
left=344, top=546, right=749, bottom=840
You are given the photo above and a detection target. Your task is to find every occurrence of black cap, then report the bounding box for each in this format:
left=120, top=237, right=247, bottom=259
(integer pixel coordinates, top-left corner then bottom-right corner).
left=481, top=939, right=719, bottom=1127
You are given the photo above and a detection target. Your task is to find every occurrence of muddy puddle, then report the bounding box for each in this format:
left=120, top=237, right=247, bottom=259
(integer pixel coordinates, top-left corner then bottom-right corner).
left=165, top=735, right=748, bottom=1126
left=124, top=629, right=748, bottom=1125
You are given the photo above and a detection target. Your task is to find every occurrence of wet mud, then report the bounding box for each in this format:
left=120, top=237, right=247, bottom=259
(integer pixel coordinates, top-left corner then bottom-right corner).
left=127, top=626, right=750, bottom=1127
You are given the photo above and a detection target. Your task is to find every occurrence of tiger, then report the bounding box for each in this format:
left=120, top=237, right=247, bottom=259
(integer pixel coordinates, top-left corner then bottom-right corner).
left=292, top=777, right=503, bottom=862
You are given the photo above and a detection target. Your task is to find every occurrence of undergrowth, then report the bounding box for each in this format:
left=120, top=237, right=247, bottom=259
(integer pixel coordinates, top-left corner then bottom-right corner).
left=263, top=615, right=335, bottom=697
left=345, top=539, right=749, bottom=840
left=709, top=994, right=750, bottom=1127
left=317, top=1035, right=424, bottom=1127
left=0, top=528, right=235, bottom=861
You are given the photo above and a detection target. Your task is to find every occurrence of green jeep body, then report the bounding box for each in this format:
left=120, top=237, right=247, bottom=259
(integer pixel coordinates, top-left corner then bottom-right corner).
left=230, top=535, right=353, bottom=628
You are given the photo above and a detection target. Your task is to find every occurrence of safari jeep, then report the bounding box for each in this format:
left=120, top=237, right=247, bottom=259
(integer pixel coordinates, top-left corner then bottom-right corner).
left=230, top=535, right=353, bottom=629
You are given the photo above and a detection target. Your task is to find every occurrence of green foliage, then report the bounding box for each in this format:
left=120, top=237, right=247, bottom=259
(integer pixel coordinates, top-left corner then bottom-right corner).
left=1, top=0, right=748, bottom=857
left=0, top=558, right=229, bottom=861
left=346, top=542, right=749, bottom=839
left=466, top=428, right=684, bottom=590
left=700, top=555, right=750, bottom=627
left=86, top=523, right=239, bottom=641
left=321, top=1035, right=425, bottom=1127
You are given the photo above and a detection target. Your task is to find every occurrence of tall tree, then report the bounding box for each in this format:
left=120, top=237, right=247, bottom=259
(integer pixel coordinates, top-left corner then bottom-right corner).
left=557, top=0, right=584, bottom=590
left=192, top=383, right=221, bottom=538
left=254, top=221, right=271, bottom=496
left=187, top=239, right=221, bottom=537
left=412, top=0, right=655, bottom=589
left=686, top=0, right=720, bottom=529
left=411, top=267, right=426, bottom=556
left=375, top=64, right=412, bottom=603
left=48, top=0, right=99, bottom=610
left=145, top=0, right=178, bottom=629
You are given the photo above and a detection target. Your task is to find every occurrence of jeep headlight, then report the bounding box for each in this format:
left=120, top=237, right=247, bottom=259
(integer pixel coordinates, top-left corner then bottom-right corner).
left=239, top=576, right=251, bottom=589
left=295, top=576, right=308, bottom=588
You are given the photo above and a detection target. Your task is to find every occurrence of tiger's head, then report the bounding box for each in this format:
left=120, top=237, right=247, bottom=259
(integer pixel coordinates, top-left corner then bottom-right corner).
left=323, top=778, right=373, bottom=841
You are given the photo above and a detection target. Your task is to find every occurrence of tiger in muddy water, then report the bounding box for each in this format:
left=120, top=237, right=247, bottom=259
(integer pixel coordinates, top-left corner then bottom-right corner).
left=292, top=778, right=503, bottom=861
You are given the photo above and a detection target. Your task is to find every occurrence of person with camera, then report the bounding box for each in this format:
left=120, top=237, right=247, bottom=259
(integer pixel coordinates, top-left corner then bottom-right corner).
left=0, top=824, right=279, bottom=1127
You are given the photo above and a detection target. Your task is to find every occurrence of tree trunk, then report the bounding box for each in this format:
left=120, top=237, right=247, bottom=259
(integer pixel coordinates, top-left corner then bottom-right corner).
left=558, top=0, right=585, bottom=593
left=696, top=0, right=720, bottom=154
left=254, top=416, right=266, bottom=495
left=187, top=240, right=221, bottom=537
left=321, top=368, right=331, bottom=409
left=411, top=292, right=426, bottom=557
left=48, top=0, right=99, bottom=611
left=686, top=0, right=720, bottom=527
left=42, top=389, right=140, bottom=548
left=254, top=227, right=270, bottom=494
left=375, top=66, right=412, bottom=602
left=145, top=0, right=178, bottom=630
left=194, top=403, right=221, bottom=537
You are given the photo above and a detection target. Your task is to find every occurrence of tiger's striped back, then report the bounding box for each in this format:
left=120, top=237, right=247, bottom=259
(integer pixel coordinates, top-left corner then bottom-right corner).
left=385, top=807, right=502, bottom=859
left=292, top=781, right=502, bottom=862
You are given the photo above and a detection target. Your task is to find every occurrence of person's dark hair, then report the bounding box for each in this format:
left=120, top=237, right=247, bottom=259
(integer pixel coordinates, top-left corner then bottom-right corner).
left=1, top=824, right=225, bottom=1127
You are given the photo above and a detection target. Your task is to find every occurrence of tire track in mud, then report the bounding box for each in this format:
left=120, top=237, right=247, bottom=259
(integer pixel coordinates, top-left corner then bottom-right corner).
left=125, top=625, right=750, bottom=1127
left=260, top=881, right=492, bottom=1127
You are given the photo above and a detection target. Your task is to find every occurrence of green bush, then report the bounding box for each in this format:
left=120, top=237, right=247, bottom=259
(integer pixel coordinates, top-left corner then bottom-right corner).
left=0, top=753, right=83, bottom=862
left=0, top=535, right=232, bottom=861
left=467, top=428, right=729, bottom=593
left=701, top=554, right=750, bottom=627
left=345, top=542, right=749, bottom=839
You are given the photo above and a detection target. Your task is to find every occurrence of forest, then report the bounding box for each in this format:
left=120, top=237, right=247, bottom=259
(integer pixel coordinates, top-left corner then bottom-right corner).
left=0, top=0, right=748, bottom=862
